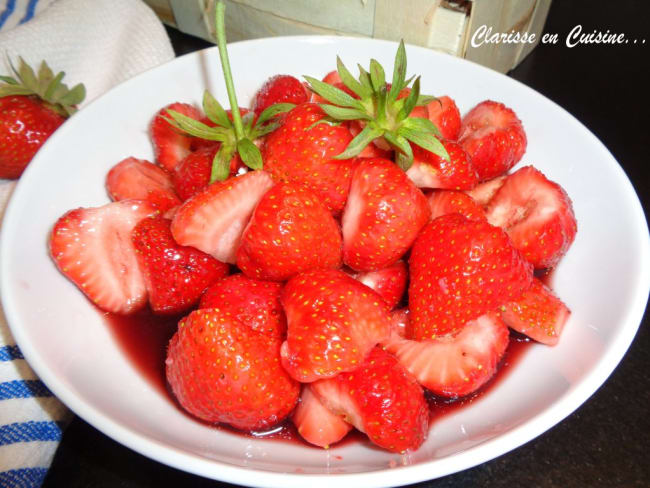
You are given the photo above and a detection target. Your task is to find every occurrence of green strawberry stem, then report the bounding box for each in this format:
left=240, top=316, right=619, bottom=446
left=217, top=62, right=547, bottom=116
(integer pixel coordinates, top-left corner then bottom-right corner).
left=214, top=0, right=244, bottom=141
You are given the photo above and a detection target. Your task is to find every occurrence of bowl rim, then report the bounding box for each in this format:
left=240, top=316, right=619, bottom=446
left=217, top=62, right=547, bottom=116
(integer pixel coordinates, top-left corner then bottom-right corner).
left=1, top=35, right=649, bottom=487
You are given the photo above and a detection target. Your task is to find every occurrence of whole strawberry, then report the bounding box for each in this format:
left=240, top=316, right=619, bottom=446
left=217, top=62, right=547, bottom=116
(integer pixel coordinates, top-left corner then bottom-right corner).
left=166, top=308, right=300, bottom=432
left=0, top=58, right=85, bottom=179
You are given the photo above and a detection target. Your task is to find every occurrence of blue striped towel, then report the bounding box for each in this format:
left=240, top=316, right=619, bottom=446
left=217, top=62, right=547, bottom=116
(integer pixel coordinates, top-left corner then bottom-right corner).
left=0, top=0, right=55, bottom=32
left=0, top=181, right=71, bottom=488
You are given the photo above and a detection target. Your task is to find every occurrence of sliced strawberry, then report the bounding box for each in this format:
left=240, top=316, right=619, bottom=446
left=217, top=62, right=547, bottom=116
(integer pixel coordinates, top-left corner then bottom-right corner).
left=428, top=190, right=487, bottom=222
left=485, top=165, right=578, bottom=269
left=349, top=260, right=408, bottom=309
left=465, top=174, right=507, bottom=206
left=407, top=140, right=479, bottom=190
left=342, top=158, right=430, bottom=271
left=106, top=157, right=180, bottom=214
left=199, top=274, right=286, bottom=338
left=292, top=385, right=352, bottom=449
left=263, top=103, right=356, bottom=215
left=170, top=171, right=275, bottom=264
left=131, top=216, right=228, bottom=314
left=166, top=308, right=300, bottom=432
left=382, top=312, right=510, bottom=398
left=312, top=347, right=428, bottom=453
left=280, top=269, right=391, bottom=382
left=252, top=75, right=310, bottom=115
left=390, top=308, right=410, bottom=338
left=409, top=213, right=533, bottom=338
left=236, top=183, right=342, bottom=281
left=459, top=100, right=527, bottom=180
left=425, top=95, right=462, bottom=140
left=50, top=200, right=159, bottom=314
left=150, top=102, right=202, bottom=172
left=501, top=277, right=571, bottom=346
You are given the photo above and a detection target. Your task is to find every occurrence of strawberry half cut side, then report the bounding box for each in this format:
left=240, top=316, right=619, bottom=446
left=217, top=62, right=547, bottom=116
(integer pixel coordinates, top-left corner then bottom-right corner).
left=171, top=170, right=275, bottom=264
left=382, top=312, right=510, bottom=398
left=50, top=200, right=159, bottom=314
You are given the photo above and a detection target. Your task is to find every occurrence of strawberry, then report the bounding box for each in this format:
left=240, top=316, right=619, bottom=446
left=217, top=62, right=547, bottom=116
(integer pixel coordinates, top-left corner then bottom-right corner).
left=409, top=213, right=533, bottom=339
left=199, top=274, right=286, bottom=338
left=312, top=347, right=429, bottom=453
left=458, top=100, right=527, bottom=181
left=501, top=277, right=571, bottom=346
left=291, top=385, right=352, bottom=449
left=425, top=95, right=461, bottom=141
left=165, top=308, right=300, bottom=432
left=428, top=190, right=487, bottom=221
left=172, top=146, right=217, bottom=201
left=349, top=260, right=408, bottom=309
left=252, top=74, right=310, bottom=115
left=465, top=174, right=507, bottom=206
left=390, top=308, right=410, bottom=338
left=236, top=183, right=342, bottom=281
left=321, top=70, right=342, bottom=85
left=485, top=165, right=577, bottom=269
left=132, top=216, right=228, bottom=314
left=342, top=158, right=430, bottom=271
left=170, top=170, right=274, bottom=264
left=150, top=102, right=202, bottom=172
left=382, top=312, right=510, bottom=397
left=106, top=157, right=180, bottom=214
left=262, top=103, right=357, bottom=215
left=280, top=269, right=391, bottom=382
left=407, top=140, right=479, bottom=190
left=0, top=58, right=84, bottom=179
left=50, top=200, right=159, bottom=314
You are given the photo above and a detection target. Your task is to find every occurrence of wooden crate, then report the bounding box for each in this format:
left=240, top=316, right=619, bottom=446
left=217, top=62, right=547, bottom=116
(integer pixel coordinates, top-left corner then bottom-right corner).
left=146, top=0, right=551, bottom=73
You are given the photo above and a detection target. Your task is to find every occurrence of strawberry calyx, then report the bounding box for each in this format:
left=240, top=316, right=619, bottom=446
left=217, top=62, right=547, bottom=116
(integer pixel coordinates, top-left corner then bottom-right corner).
left=0, top=57, right=85, bottom=117
left=163, top=0, right=293, bottom=183
left=304, top=41, right=449, bottom=170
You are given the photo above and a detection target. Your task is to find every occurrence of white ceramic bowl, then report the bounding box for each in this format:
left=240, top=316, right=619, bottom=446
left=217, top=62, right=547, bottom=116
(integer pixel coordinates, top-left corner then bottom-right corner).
left=1, top=37, right=649, bottom=488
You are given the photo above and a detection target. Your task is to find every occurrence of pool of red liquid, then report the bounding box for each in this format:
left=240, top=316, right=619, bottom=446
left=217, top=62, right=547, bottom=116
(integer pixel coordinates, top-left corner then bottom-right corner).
left=103, top=308, right=534, bottom=448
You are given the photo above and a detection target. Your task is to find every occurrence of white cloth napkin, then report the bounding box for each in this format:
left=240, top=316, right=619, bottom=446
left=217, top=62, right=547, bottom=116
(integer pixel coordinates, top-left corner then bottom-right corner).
left=0, top=0, right=175, bottom=485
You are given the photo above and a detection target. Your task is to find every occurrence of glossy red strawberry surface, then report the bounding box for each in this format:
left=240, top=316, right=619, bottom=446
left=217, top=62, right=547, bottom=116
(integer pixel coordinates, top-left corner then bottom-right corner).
left=150, top=102, right=202, bottom=172
left=200, top=274, right=286, bottom=339
left=428, top=190, right=487, bottom=222
left=280, top=269, right=391, bottom=383
left=292, top=385, right=352, bottom=448
left=408, top=140, right=479, bottom=190
left=132, top=216, right=228, bottom=314
left=425, top=95, right=462, bottom=141
left=236, top=183, right=342, bottom=281
left=252, top=75, right=310, bottom=115
left=342, top=158, right=430, bottom=271
left=409, top=213, right=533, bottom=338
left=166, top=308, right=300, bottom=432
left=349, top=260, right=408, bottom=309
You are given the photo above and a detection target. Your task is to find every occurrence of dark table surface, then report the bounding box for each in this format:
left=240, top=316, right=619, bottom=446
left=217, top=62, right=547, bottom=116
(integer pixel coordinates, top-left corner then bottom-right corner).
left=42, top=1, right=649, bottom=487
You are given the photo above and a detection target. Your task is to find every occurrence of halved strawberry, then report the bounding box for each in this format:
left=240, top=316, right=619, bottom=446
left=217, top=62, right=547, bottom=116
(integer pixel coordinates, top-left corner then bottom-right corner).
left=199, top=274, right=286, bottom=339
left=382, top=312, right=509, bottom=397
left=459, top=100, right=527, bottom=180
left=166, top=308, right=300, bottom=432
left=425, top=95, right=461, bottom=140
left=349, top=260, right=408, bottom=309
left=280, top=269, right=391, bottom=382
left=501, top=278, right=571, bottom=346
left=170, top=170, right=274, bottom=264
left=485, top=165, right=577, bottom=269
left=106, top=157, right=180, bottom=214
left=465, top=174, right=507, bottom=206
left=50, top=200, right=159, bottom=314
left=150, top=102, right=202, bottom=172
left=407, top=140, right=479, bottom=190
left=252, top=75, right=310, bottom=115
left=291, top=385, right=352, bottom=449
left=312, top=347, right=429, bottom=453
left=409, top=213, right=533, bottom=338
left=131, top=216, right=228, bottom=315
left=263, top=103, right=357, bottom=215
left=236, top=183, right=342, bottom=281
left=342, top=158, right=430, bottom=271
left=428, top=190, right=486, bottom=222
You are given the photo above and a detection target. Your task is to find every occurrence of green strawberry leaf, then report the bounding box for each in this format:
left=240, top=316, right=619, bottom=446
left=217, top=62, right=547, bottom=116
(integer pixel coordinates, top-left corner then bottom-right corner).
left=401, top=115, right=442, bottom=137
left=398, top=76, right=420, bottom=122
left=357, top=64, right=374, bottom=93
left=369, top=59, right=386, bottom=92
left=43, top=71, right=65, bottom=103
left=0, top=85, right=33, bottom=97
left=211, top=143, right=235, bottom=183
left=0, top=75, right=18, bottom=85
left=319, top=104, right=371, bottom=121
left=165, top=109, right=228, bottom=141
left=203, top=90, right=231, bottom=127
left=255, top=102, right=295, bottom=126
left=57, top=82, right=85, bottom=107
left=388, top=40, right=407, bottom=102
left=336, top=56, right=370, bottom=99
left=37, top=61, right=54, bottom=96
left=384, top=131, right=414, bottom=170
left=304, top=75, right=363, bottom=109
left=398, top=126, right=449, bottom=161
left=334, top=123, right=383, bottom=160
left=237, top=138, right=263, bottom=170
left=417, top=94, right=437, bottom=106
